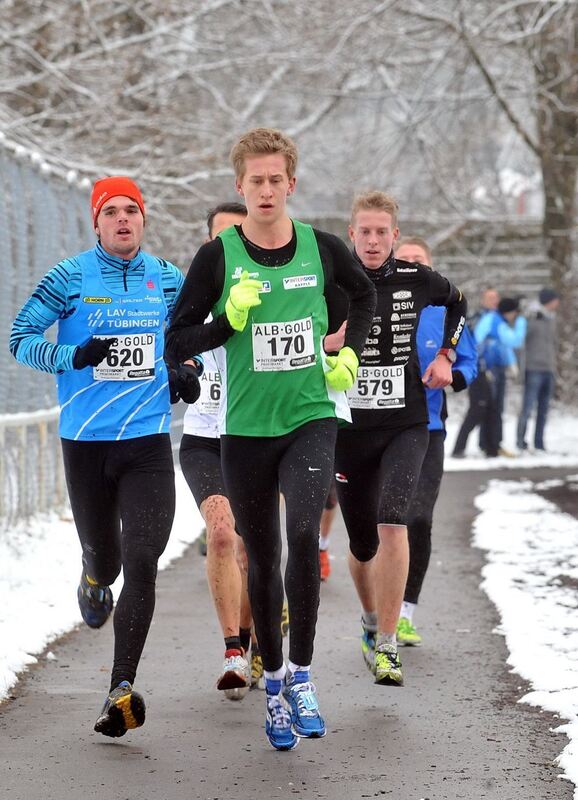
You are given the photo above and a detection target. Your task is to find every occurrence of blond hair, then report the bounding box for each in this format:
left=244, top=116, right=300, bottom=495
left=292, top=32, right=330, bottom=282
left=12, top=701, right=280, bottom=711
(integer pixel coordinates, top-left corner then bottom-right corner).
left=350, top=191, right=399, bottom=227
left=230, top=128, right=298, bottom=179
left=395, top=235, right=432, bottom=265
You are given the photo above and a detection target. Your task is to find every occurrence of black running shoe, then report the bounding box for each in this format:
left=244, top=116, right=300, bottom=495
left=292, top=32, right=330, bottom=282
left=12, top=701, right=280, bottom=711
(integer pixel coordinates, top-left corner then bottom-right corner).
left=94, top=681, right=146, bottom=738
left=77, top=572, right=113, bottom=629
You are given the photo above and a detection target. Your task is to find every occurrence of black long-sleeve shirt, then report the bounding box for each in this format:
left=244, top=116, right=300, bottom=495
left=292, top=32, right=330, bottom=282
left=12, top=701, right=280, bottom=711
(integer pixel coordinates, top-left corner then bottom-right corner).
left=328, top=251, right=468, bottom=430
left=166, top=225, right=376, bottom=363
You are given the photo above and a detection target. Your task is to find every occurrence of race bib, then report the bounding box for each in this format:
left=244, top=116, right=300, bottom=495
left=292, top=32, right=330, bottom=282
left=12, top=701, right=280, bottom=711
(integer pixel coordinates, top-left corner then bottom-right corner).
left=197, top=370, right=222, bottom=415
left=347, top=365, right=405, bottom=409
left=93, top=333, right=155, bottom=381
left=252, top=317, right=316, bottom=372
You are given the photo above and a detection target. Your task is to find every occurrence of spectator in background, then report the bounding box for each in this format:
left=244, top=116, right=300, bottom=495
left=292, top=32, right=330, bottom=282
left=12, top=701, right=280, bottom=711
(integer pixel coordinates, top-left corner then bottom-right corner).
left=516, top=287, right=560, bottom=453
left=473, top=297, right=527, bottom=457
left=452, top=287, right=499, bottom=458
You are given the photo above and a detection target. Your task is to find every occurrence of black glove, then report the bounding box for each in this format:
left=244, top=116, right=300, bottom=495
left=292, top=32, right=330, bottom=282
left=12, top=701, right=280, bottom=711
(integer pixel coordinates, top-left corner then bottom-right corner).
left=73, top=337, right=116, bottom=369
left=168, top=364, right=201, bottom=405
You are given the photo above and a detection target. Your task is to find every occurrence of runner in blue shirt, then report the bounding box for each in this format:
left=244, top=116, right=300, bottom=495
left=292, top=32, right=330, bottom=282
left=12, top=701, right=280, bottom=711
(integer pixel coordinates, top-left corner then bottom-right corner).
left=10, top=176, right=202, bottom=738
left=394, top=237, right=478, bottom=646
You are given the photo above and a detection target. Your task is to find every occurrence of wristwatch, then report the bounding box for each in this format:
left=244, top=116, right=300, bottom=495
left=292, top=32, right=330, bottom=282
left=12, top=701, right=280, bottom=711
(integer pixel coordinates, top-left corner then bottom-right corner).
left=436, top=348, right=457, bottom=364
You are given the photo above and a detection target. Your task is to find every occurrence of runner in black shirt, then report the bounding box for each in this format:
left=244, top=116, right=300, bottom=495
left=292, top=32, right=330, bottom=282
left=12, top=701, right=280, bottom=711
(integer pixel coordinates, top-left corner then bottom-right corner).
left=332, top=191, right=467, bottom=687
left=166, top=128, right=376, bottom=751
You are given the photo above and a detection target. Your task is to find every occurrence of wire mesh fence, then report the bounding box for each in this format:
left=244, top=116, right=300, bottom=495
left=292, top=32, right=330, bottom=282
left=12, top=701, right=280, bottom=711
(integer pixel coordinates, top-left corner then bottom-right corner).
left=0, top=137, right=93, bottom=532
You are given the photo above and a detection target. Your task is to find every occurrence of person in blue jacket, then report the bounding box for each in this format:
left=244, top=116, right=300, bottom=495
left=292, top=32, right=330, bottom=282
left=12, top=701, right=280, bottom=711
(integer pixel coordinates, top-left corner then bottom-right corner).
left=394, top=237, right=478, bottom=646
left=10, top=176, right=202, bottom=738
left=474, top=297, right=527, bottom=455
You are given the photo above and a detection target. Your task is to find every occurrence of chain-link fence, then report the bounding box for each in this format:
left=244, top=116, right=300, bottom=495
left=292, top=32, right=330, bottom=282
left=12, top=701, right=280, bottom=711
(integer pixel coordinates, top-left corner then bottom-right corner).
left=0, top=135, right=94, bottom=531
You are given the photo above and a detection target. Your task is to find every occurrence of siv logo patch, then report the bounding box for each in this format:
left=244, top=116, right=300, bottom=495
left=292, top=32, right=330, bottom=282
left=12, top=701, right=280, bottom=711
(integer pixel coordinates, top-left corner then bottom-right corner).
left=84, top=296, right=112, bottom=304
left=283, top=275, right=318, bottom=290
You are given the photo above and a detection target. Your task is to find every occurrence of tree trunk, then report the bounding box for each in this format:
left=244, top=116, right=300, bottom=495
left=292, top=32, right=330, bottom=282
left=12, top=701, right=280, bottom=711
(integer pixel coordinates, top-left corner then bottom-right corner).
left=535, top=14, right=578, bottom=401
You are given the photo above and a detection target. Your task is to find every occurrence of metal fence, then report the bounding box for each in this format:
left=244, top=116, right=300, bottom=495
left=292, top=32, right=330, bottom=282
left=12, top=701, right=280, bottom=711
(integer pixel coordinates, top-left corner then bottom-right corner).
left=0, top=134, right=93, bottom=532
left=0, top=407, right=66, bottom=530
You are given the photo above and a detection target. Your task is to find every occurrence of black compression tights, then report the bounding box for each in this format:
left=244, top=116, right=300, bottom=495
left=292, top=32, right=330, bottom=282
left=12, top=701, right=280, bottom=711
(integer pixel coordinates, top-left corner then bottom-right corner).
left=335, top=424, right=430, bottom=562
left=61, top=434, right=175, bottom=690
left=405, top=430, right=445, bottom=604
left=221, top=418, right=337, bottom=672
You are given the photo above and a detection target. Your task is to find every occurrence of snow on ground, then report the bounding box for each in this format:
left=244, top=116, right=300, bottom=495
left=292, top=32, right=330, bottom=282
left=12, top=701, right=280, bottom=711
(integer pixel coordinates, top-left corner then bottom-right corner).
left=1, top=397, right=578, bottom=790
left=473, top=477, right=578, bottom=795
left=0, top=469, right=203, bottom=701
left=444, top=395, right=578, bottom=472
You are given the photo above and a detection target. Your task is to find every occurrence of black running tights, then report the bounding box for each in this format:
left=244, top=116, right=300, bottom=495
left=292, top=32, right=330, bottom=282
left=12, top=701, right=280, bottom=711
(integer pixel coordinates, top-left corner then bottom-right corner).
left=61, top=434, right=175, bottom=690
left=405, top=430, right=445, bottom=604
left=221, top=419, right=337, bottom=672
left=335, top=423, right=430, bottom=563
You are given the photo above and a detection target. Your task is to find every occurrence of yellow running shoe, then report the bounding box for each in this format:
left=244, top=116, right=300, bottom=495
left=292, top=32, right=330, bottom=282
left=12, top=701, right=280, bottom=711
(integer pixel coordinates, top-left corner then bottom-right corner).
left=281, top=599, right=290, bottom=638
left=94, top=681, right=145, bottom=737
left=251, top=647, right=265, bottom=690
left=374, top=644, right=403, bottom=686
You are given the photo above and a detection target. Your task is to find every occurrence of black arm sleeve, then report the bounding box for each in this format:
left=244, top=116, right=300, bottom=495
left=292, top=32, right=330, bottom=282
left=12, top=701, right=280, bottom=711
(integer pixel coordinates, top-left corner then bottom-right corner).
left=165, top=239, right=234, bottom=363
left=314, top=230, right=376, bottom=357
left=427, top=271, right=468, bottom=351
left=451, top=369, right=468, bottom=392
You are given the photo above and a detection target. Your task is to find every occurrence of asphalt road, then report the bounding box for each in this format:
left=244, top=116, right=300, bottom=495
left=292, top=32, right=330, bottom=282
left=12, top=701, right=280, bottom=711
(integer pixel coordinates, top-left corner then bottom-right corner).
left=1, top=466, right=574, bottom=800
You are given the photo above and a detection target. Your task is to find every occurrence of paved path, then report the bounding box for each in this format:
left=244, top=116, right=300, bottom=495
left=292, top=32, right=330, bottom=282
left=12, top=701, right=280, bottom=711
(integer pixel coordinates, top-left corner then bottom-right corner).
left=1, top=467, right=572, bottom=800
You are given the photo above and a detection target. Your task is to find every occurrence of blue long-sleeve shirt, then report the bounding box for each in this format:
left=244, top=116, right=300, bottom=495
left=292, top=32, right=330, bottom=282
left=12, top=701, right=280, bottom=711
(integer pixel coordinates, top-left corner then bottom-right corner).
left=10, top=242, right=184, bottom=374
left=417, top=305, right=479, bottom=431
left=474, top=310, right=527, bottom=368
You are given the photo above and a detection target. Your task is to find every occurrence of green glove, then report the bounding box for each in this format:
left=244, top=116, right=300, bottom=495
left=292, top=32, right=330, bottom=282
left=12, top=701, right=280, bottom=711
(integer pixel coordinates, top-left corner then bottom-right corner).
left=225, top=270, right=263, bottom=332
left=325, top=346, right=359, bottom=391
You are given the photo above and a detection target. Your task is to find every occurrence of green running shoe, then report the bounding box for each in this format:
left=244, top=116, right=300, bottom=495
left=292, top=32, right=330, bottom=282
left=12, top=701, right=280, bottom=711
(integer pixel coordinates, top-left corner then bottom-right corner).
left=374, top=644, right=403, bottom=686
left=361, top=626, right=376, bottom=674
left=396, top=617, right=422, bottom=647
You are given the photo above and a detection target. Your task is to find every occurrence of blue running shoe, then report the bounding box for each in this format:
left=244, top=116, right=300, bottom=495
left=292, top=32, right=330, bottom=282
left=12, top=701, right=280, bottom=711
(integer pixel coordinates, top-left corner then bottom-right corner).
left=361, top=625, right=376, bottom=674
left=77, top=572, right=113, bottom=629
left=94, top=681, right=146, bottom=738
left=283, top=673, right=326, bottom=738
left=265, top=694, right=299, bottom=751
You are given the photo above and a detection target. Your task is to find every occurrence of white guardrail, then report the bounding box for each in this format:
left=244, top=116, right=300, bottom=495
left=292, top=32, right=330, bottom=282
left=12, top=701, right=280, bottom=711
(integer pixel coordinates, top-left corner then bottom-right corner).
left=0, top=407, right=66, bottom=528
